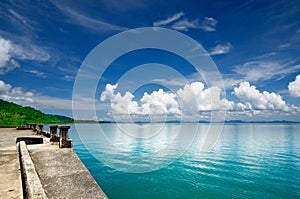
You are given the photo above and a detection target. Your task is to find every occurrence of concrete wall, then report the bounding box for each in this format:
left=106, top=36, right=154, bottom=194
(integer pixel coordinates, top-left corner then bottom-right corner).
left=19, top=141, right=48, bottom=199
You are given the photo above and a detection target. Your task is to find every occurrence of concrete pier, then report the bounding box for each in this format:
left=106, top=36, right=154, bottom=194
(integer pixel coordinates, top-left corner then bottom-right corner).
left=28, top=144, right=107, bottom=198
left=19, top=141, right=48, bottom=198
left=0, top=128, right=33, bottom=198
left=0, top=128, right=107, bottom=199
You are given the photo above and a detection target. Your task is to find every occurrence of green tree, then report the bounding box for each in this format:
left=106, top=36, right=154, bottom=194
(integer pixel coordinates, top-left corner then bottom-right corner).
left=0, top=99, right=61, bottom=126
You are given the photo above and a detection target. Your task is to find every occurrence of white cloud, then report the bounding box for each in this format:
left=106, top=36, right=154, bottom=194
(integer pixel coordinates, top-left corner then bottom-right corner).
left=52, top=1, right=127, bottom=32
left=171, top=19, right=200, bottom=31
left=288, top=74, right=300, bottom=97
left=100, top=84, right=118, bottom=101
left=24, top=70, right=46, bottom=78
left=234, top=82, right=288, bottom=111
left=225, top=53, right=300, bottom=88
left=62, top=75, right=75, bottom=82
left=0, top=80, right=107, bottom=112
left=100, top=82, right=232, bottom=119
left=0, top=36, right=50, bottom=74
left=0, top=80, right=11, bottom=94
left=99, top=81, right=300, bottom=121
left=141, top=89, right=180, bottom=115
left=100, top=84, right=180, bottom=116
left=153, top=13, right=218, bottom=32
left=12, top=42, right=50, bottom=61
left=210, top=42, right=232, bottom=55
left=233, top=60, right=300, bottom=82
left=153, top=12, right=184, bottom=27
left=177, top=82, right=234, bottom=112
left=1, top=79, right=298, bottom=121
left=0, top=37, right=20, bottom=73
left=0, top=80, right=34, bottom=105
left=111, top=92, right=141, bottom=115
left=8, top=9, right=35, bottom=31
left=171, top=17, right=218, bottom=32
left=278, top=43, right=291, bottom=48
left=201, top=17, right=218, bottom=32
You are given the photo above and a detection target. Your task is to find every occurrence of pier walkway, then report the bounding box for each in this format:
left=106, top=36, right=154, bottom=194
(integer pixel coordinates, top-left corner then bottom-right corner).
left=0, top=128, right=107, bottom=199
left=0, top=128, right=32, bottom=198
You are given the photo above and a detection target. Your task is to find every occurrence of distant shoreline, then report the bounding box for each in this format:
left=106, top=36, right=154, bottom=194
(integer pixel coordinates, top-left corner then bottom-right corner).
left=71, top=120, right=300, bottom=124
left=2, top=121, right=299, bottom=128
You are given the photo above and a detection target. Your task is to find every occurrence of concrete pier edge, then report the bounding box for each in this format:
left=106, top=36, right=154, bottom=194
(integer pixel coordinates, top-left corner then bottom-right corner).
left=0, top=127, right=107, bottom=198
left=19, top=141, right=48, bottom=199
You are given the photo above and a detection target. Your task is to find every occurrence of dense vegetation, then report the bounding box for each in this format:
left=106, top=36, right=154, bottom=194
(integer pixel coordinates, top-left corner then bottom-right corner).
left=0, top=99, right=63, bottom=126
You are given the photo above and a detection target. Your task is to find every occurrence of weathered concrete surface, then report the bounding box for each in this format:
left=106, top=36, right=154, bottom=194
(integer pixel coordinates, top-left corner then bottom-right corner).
left=19, top=141, right=48, bottom=199
left=0, top=150, right=22, bottom=199
left=28, top=144, right=107, bottom=199
left=0, top=128, right=36, bottom=150
left=0, top=128, right=107, bottom=199
left=0, top=128, right=34, bottom=199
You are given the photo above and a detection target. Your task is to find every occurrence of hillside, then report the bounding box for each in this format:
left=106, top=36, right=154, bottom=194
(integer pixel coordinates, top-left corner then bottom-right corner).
left=0, top=99, right=61, bottom=126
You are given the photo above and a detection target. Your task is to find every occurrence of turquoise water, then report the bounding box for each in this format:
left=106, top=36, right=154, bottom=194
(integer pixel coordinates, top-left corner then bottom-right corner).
left=64, top=123, right=300, bottom=198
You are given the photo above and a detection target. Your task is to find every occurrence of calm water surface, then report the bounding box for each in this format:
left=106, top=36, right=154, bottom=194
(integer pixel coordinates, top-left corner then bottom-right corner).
left=59, top=123, right=300, bottom=198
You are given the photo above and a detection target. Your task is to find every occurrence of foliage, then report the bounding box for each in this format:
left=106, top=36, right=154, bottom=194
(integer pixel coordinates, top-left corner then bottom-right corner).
left=0, top=99, right=60, bottom=126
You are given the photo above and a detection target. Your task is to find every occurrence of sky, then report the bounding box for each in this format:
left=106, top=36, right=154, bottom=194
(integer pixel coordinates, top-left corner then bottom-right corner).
left=0, top=0, right=300, bottom=121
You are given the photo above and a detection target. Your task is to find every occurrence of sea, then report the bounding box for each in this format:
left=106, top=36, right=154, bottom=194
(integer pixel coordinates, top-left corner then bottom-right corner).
left=47, top=123, right=300, bottom=198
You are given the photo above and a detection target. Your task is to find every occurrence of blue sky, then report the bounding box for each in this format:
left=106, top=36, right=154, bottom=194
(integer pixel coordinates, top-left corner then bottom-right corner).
left=0, top=0, right=300, bottom=121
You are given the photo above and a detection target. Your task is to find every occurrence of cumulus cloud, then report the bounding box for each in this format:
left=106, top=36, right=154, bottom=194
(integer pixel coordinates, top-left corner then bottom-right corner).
left=141, top=89, right=180, bottom=115
left=100, top=82, right=232, bottom=119
left=234, top=82, right=288, bottom=111
left=0, top=80, right=11, bottom=94
left=100, top=84, right=180, bottom=116
left=100, top=84, right=118, bottom=101
left=99, top=81, right=300, bottom=121
left=210, top=42, right=232, bottom=55
left=0, top=80, right=34, bottom=104
left=111, top=92, right=140, bottom=115
left=177, top=82, right=234, bottom=112
left=288, top=74, right=300, bottom=97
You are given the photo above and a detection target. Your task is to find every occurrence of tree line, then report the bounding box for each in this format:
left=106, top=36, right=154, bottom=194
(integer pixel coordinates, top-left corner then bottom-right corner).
left=0, top=99, right=66, bottom=126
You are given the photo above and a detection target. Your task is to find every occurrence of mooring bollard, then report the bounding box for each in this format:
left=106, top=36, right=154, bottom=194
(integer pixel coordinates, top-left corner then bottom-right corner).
left=38, top=123, right=44, bottom=135
left=29, top=123, right=32, bottom=129
left=49, top=125, right=59, bottom=143
left=32, top=123, right=37, bottom=132
left=58, top=125, right=72, bottom=148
